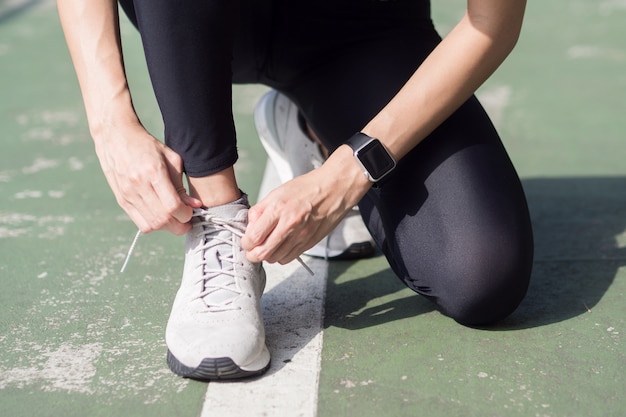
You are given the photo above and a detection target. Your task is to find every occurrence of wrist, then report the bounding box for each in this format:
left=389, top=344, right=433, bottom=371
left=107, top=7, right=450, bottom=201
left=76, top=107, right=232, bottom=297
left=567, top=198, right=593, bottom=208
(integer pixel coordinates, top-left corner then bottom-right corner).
left=86, top=92, right=140, bottom=142
left=322, top=144, right=372, bottom=205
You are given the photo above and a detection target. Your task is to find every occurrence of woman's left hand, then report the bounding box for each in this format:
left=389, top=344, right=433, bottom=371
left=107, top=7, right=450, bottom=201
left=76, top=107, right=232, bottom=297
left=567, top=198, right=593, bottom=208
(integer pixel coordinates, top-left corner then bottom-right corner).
left=242, top=144, right=370, bottom=264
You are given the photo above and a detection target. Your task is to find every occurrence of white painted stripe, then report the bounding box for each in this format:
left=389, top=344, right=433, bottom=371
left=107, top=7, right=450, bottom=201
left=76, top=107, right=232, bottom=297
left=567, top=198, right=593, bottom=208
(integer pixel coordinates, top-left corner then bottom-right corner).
left=201, top=160, right=327, bottom=417
left=201, top=258, right=327, bottom=417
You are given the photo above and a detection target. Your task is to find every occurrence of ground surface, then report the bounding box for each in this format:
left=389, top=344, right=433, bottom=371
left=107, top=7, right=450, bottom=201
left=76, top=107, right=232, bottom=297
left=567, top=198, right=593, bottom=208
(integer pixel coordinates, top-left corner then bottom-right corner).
left=1, top=1, right=624, bottom=416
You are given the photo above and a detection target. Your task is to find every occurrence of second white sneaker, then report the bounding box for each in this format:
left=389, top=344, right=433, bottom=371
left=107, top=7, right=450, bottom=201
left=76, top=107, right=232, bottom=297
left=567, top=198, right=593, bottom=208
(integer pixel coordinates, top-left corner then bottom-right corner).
left=166, top=195, right=270, bottom=380
left=254, top=90, right=376, bottom=260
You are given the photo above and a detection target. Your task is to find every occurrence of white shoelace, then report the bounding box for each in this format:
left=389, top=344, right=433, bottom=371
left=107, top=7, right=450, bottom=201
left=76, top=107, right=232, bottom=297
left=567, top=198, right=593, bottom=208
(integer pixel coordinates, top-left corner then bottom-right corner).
left=120, top=229, right=142, bottom=274
left=119, top=215, right=314, bottom=276
left=193, top=213, right=250, bottom=311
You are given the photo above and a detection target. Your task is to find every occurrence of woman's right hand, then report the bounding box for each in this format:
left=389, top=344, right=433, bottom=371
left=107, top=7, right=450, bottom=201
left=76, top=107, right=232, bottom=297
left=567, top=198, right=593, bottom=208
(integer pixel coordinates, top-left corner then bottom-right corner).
left=57, top=0, right=201, bottom=235
left=93, top=121, right=203, bottom=236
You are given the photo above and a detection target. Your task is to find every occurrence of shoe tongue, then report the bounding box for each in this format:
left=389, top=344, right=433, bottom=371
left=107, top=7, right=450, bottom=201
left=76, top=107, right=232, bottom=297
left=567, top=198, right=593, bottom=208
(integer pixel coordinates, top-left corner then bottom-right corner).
left=200, top=195, right=249, bottom=307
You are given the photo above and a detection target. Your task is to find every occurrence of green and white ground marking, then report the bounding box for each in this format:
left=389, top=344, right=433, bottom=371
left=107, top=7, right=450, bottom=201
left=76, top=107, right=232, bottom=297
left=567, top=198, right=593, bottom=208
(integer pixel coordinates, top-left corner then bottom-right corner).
left=1, top=1, right=625, bottom=417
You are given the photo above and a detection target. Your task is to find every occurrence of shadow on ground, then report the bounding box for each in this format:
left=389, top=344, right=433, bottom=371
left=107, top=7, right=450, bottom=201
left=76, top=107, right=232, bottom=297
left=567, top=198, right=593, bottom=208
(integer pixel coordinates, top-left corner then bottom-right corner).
left=324, top=177, right=626, bottom=331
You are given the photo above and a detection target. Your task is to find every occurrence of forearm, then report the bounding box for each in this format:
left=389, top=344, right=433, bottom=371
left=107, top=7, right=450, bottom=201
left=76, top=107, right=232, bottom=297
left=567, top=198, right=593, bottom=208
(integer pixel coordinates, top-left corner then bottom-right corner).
left=56, top=0, right=138, bottom=140
left=361, top=0, right=527, bottom=161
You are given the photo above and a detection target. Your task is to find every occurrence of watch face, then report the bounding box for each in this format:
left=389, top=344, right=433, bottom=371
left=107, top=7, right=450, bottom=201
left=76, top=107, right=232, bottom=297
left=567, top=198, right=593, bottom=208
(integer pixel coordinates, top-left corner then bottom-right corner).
left=357, top=139, right=396, bottom=181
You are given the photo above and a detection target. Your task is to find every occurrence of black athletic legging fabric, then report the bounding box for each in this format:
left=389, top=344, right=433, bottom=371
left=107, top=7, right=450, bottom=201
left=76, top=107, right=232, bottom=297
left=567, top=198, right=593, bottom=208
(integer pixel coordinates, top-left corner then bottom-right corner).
left=118, top=0, right=534, bottom=325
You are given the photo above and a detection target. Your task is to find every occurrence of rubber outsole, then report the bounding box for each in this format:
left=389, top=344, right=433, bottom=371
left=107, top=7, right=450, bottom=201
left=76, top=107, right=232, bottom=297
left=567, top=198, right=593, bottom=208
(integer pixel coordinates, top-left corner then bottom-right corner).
left=334, top=241, right=377, bottom=260
left=167, top=350, right=271, bottom=381
left=304, top=241, right=376, bottom=260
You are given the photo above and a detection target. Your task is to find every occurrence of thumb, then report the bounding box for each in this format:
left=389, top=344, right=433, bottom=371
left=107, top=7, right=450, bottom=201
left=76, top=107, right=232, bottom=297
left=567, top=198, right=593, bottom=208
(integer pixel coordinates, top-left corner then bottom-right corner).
left=247, top=202, right=263, bottom=224
left=180, top=190, right=203, bottom=208
left=242, top=203, right=265, bottom=251
left=168, top=157, right=203, bottom=209
left=171, top=174, right=203, bottom=208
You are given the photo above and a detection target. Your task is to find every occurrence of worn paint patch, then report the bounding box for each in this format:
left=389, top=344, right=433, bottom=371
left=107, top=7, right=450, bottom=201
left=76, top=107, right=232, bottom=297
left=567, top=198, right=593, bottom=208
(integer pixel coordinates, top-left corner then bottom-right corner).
left=21, top=157, right=59, bottom=174
left=600, top=0, right=626, bottom=14
left=567, top=44, right=626, bottom=61
left=0, top=212, right=74, bottom=239
left=0, top=245, right=191, bottom=404
left=16, top=108, right=86, bottom=146
left=0, top=342, right=102, bottom=394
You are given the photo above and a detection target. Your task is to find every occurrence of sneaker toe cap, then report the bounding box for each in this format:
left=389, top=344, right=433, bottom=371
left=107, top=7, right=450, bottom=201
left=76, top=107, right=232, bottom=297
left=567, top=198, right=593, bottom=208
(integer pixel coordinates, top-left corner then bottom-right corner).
left=166, top=320, right=267, bottom=369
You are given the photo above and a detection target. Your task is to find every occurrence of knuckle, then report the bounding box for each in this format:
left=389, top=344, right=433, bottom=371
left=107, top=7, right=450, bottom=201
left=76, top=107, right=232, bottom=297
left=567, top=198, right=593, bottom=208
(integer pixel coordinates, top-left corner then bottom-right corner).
left=118, top=181, right=136, bottom=196
left=247, top=229, right=263, bottom=245
left=126, top=169, right=144, bottom=185
left=151, top=215, right=169, bottom=231
left=115, top=195, right=127, bottom=207
left=163, top=199, right=182, bottom=215
left=253, top=247, right=271, bottom=263
left=169, top=152, right=183, bottom=167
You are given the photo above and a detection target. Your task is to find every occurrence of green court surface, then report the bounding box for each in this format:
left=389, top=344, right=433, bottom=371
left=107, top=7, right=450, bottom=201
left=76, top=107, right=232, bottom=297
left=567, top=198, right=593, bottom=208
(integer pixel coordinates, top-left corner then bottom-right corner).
left=1, top=1, right=624, bottom=416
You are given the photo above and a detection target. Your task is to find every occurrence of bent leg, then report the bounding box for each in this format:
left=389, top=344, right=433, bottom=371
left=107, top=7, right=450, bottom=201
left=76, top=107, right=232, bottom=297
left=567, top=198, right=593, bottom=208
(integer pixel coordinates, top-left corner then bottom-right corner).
left=268, top=10, right=533, bottom=326
left=119, top=0, right=240, bottom=177
left=360, top=98, right=534, bottom=325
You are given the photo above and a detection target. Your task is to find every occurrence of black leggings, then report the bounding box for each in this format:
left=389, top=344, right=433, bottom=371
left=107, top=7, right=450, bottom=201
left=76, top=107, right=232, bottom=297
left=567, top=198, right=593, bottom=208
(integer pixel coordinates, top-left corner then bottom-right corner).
left=119, top=0, right=534, bottom=325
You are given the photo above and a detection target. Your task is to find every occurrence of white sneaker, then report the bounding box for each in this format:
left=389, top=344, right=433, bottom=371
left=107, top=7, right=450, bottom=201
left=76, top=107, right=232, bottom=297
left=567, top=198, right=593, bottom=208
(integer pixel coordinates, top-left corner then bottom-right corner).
left=254, top=90, right=375, bottom=260
left=165, top=195, right=270, bottom=380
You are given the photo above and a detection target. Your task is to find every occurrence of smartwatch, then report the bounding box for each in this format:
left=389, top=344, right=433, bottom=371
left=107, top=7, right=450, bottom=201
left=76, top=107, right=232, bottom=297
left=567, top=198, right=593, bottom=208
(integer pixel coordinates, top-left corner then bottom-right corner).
left=345, top=132, right=396, bottom=184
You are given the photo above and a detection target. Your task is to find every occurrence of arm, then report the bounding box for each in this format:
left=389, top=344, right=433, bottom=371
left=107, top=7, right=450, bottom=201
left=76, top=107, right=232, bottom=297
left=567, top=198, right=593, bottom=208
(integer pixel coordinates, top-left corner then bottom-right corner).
left=56, top=0, right=201, bottom=235
left=242, top=0, right=527, bottom=264
left=360, top=0, right=527, bottom=161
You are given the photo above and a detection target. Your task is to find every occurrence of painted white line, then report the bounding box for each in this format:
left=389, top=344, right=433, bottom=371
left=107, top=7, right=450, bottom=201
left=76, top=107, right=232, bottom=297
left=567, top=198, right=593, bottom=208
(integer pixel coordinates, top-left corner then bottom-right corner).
left=201, top=258, right=327, bottom=417
left=201, top=160, right=327, bottom=417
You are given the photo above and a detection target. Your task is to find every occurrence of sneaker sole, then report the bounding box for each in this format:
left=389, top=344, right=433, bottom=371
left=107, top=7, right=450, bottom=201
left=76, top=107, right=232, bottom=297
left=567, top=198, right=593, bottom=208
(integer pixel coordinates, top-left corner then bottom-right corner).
left=255, top=92, right=376, bottom=260
left=304, top=241, right=376, bottom=260
left=167, top=350, right=271, bottom=381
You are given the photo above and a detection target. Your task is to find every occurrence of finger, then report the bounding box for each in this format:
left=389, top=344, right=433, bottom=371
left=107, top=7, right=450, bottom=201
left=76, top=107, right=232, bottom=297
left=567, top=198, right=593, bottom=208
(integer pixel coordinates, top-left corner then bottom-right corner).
left=120, top=199, right=153, bottom=233
left=163, top=146, right=202, bottom=212
left=166, top=148, right=202, bottom=209
left=179, top=190, right=203, bottom=209
left=265, top=224, right=323, bottom=265
left=151, top=186, right=195, bottom=235
left=104, top=169, right=154, bottom=233
left=150, top=170, right=195, bottom=222
left=119, top=175, right=187, bottom=235
left=241, top=204, right=275, bottom=251
left=245, top=213, right=317, bottom=264
left=247, top=202, right=262, bottom=224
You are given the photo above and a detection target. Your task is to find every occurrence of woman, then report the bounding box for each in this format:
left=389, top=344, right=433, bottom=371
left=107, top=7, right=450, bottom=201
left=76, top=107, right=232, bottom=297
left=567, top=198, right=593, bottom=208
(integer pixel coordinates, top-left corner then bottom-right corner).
left=57, top=0, right=533, bottom=381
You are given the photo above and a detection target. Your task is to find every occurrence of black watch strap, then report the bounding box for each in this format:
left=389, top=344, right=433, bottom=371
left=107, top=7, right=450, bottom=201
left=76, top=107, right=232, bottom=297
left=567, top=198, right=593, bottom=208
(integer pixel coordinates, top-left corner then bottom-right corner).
left=345, top=132, right=372, bottom=151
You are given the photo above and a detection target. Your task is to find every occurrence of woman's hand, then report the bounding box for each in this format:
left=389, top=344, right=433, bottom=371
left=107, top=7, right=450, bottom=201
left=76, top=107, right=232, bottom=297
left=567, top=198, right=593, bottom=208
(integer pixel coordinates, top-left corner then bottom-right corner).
left=94, top=121, right=202, bottom=235
left=57, top=0, right=202, bottom=235
left=242, top=145, right=370, bottom=264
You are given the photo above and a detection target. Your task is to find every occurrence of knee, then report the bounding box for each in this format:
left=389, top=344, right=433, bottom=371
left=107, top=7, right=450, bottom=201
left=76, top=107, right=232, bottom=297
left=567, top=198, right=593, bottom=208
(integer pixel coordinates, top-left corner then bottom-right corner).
left=441, top=274, right=530, bottom=327
left=433, top=240, right=533, bottom=326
